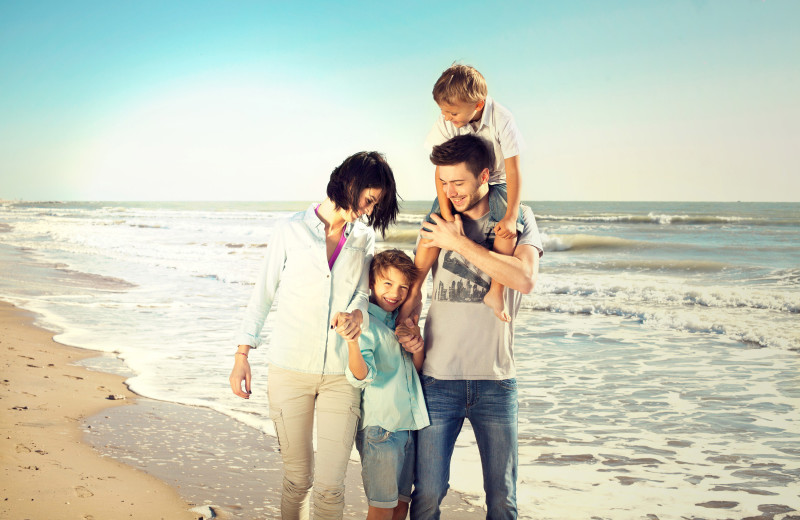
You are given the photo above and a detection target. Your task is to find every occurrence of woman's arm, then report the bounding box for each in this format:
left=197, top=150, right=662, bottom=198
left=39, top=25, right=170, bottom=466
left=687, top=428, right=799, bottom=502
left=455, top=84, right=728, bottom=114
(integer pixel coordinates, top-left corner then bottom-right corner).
left=230, top=226, right=286, bottom=399
left=234, top=226, right=287, bottom=347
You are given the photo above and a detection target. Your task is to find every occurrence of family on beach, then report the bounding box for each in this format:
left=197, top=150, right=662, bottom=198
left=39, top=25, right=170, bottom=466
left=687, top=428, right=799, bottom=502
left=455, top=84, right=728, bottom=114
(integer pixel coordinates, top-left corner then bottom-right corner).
left=229, top=64, right=544, bottom=520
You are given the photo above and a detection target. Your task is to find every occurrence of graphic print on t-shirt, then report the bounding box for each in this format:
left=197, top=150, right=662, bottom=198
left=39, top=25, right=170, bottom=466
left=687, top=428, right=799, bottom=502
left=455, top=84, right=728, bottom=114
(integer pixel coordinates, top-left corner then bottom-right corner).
left=432, top=227, right=495, bottom=304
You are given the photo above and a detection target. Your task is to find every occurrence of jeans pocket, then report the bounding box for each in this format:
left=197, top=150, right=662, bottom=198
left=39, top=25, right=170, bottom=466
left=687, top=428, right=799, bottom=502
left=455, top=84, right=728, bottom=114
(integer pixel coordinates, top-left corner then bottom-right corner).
left=421, top=375, right=437, bottom=387
left=366, top=425, right=391, bottom=444
left=270, top=408, right=289, bottom=451
left=495, top=378, right=517, bottom=391
left=343, top=404, right=361, bottom=449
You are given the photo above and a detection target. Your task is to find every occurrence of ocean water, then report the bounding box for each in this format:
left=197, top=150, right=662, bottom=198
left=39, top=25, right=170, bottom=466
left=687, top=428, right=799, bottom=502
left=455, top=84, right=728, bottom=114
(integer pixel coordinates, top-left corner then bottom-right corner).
left=1, top=200, right=799, bottom=519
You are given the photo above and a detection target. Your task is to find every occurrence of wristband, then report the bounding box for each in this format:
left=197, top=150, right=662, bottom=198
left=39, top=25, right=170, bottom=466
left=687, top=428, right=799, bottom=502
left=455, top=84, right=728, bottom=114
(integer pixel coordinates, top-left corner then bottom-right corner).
left=236, top=351, right=248, bottom=358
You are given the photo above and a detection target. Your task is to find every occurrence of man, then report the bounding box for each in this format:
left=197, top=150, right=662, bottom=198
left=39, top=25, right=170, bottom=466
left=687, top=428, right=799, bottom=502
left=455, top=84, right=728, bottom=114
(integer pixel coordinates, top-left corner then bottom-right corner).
left=405, top=134, right=543, bottom=520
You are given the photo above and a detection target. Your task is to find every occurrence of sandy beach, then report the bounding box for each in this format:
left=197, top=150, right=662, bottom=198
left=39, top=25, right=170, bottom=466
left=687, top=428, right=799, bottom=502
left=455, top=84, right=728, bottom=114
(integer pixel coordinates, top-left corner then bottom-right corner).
left=0, top=300, right=485, bottom=519
left=0, top=301, right=197, bottom=519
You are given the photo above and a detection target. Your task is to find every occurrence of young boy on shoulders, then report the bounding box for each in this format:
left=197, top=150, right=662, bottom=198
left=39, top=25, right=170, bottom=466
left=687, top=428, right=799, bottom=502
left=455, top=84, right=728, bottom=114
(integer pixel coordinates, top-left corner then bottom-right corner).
left=399, top=63, right=525, bottom=323
left=338, top=249, right=429, bottom=520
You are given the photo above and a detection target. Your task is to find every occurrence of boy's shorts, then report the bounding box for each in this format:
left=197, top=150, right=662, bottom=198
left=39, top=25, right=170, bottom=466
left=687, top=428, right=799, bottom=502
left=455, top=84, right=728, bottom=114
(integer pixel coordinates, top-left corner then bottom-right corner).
left=424, top=183, right=525, bottom=234
left=355, top=426, right=415, bottom=509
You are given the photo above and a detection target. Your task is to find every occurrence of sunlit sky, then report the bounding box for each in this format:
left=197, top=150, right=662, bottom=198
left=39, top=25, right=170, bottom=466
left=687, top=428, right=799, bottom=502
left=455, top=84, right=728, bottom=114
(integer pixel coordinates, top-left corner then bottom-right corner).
left=1, top=0, right=798, bottom=202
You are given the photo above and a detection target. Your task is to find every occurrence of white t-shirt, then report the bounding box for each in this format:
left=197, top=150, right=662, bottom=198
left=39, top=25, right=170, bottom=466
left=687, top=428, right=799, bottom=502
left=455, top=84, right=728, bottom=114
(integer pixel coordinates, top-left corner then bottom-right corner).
left=421, top=204, right=543, bottom=380
left=425, top=96, right=525, bottom=185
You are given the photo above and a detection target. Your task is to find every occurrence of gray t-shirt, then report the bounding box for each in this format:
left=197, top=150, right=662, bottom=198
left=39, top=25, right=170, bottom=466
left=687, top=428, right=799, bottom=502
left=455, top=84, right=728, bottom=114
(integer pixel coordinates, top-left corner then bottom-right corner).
left=422, top=204, right=543, bottom=380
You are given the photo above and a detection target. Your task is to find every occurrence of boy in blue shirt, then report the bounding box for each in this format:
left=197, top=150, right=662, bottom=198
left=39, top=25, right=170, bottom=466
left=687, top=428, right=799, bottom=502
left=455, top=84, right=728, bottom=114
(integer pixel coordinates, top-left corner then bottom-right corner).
left=337, top=249, right=429, bottom=520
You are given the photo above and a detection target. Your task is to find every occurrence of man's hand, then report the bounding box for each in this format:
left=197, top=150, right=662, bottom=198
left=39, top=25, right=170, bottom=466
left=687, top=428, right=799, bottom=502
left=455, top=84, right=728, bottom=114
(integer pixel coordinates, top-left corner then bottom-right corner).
left=420, top=213, right=467, bottom=252
left=396, top=316, right=423, bottom=354
left=494, top=215, right=518, bottom=240
left=331, top=310, right=363, bottom=341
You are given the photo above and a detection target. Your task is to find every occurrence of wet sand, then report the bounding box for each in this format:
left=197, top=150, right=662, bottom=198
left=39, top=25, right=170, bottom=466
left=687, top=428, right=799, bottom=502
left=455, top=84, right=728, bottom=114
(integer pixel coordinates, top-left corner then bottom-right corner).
left=0, top=301, right=197, bottom=519
left=1, top=300, right=484, bottom=519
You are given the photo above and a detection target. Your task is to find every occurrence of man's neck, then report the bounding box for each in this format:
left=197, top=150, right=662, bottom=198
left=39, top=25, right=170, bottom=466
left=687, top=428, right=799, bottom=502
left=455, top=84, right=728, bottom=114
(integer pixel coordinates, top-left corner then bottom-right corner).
left=461, top=194, right=490, bottom=220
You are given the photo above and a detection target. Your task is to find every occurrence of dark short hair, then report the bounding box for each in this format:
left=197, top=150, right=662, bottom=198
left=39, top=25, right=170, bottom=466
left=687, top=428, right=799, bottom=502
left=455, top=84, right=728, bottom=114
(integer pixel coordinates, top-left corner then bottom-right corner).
left=429, top=134, right=493, bottom=177
left=370, top=249, right=419, bottom=288
left=326, top=151, right=399, bottom=236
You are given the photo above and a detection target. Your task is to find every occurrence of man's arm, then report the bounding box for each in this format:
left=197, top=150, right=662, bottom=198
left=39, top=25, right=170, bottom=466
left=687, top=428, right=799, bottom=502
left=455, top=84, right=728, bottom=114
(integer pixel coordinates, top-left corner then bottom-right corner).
left=420, top=213, right=539, bottom=294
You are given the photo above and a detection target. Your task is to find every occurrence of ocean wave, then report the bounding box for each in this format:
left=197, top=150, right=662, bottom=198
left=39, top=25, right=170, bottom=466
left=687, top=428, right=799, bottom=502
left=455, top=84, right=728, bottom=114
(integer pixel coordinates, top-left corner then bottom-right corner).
left=524, top=298, right=799, bottom=351
left=378, top=228, right=421, bottom=244
left=396, top=213, right=426, bottom=225
left=537, top=213, right=799, bottom=226
left=542, top=233, right=649, bottom=252
left=534, top=278, right=800, bottom=314
left=596, top=259, right=729, bottom=272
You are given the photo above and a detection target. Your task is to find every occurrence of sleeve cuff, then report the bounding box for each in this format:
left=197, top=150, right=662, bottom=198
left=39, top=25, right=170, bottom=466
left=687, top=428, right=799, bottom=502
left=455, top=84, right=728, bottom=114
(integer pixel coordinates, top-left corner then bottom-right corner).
left=234, top=333, right=260, bottom=349
left=345, top=365, right=374, bottom=388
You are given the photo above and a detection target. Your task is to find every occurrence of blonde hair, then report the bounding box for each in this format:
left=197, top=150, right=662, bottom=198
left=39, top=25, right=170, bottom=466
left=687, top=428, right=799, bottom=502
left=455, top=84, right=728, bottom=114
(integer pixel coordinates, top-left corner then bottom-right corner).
left=432, top=64, right=488, bottom=105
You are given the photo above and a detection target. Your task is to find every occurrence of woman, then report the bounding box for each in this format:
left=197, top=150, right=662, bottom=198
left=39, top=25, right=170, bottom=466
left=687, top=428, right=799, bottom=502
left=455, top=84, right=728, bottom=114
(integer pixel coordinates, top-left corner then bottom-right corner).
left=229, top=151, right=399, bottom=520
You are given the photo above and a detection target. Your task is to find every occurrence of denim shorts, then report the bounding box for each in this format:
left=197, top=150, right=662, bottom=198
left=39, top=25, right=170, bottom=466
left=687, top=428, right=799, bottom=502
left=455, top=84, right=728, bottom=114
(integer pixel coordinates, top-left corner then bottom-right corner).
left=424, top=183, right=524, bottom=233
left=355, top=426, right=415, bottom=509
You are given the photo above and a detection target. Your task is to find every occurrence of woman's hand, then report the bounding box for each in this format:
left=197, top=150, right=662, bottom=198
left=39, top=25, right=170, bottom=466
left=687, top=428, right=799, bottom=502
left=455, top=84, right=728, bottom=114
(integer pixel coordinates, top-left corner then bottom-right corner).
left=229, top=346, right=252, bottom=399
left=331, top=310, right=363, bottom=341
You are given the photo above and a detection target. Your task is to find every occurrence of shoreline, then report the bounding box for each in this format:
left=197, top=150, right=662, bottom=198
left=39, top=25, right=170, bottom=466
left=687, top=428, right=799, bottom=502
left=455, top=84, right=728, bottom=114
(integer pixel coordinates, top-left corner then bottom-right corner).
left=0, top=301, right=198, bottom=519
left=1, top=300, right=486, bottom=519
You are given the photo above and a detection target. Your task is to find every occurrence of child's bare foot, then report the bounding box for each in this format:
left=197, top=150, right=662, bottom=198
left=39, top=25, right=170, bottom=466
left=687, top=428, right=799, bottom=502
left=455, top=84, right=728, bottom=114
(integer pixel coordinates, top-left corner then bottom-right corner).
left=484, top=285, right=511, bottom=322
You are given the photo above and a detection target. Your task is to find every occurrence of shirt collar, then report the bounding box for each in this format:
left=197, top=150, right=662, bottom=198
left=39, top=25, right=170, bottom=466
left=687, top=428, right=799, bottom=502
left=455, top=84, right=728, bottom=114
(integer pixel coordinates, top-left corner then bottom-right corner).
left=305, top=203, right=353, bottom=237
left=368, top=302, right=397, bottom=330
left=475, top=95, right=494, bottom=132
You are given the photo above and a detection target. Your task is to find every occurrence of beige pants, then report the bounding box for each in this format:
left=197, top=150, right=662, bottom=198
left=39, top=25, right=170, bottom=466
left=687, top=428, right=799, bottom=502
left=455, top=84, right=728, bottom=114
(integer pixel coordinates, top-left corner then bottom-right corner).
left=267, top=365, right=361, bottom=520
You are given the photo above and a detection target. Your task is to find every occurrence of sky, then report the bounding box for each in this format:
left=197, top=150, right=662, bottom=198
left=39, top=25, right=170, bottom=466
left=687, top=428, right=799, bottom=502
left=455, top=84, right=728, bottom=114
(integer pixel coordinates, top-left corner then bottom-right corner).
left=1, top=0, right=798, bottom=202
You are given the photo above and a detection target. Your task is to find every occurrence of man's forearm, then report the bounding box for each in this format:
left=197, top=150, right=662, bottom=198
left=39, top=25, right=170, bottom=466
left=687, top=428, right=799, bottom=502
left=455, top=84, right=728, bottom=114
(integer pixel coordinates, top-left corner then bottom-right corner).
left=452, top=236, right=538, bottom=294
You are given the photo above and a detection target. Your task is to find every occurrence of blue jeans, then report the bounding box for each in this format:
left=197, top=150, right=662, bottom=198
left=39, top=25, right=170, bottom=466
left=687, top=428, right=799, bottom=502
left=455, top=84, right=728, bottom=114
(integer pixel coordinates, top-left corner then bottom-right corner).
left=356, top=426, right=415, bottom=508
left=410, top=376, right=518, bottom=520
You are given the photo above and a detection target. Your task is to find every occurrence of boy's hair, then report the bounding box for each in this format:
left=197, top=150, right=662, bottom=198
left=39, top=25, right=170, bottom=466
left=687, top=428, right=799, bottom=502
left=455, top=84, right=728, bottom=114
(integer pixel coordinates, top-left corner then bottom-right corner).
left=327, top=151, right=399, bottom=237
left=432, top=64, right=488, bottom=105
left=430, top=134, right=494, bottom=177
left=369, top=249, right=419, bottom=288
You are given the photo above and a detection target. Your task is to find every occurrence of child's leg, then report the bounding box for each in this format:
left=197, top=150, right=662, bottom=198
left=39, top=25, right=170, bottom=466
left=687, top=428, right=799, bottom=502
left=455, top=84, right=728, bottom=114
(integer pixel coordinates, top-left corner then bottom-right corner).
left=484, top=235, right=514, bottom=323
left=392, top=501, right=409, bottom=520
left=484, top=185, right=517, bottom=322
left=434, top=165, right=455, bottom=222
left=367, top=505, right=394, bottom=520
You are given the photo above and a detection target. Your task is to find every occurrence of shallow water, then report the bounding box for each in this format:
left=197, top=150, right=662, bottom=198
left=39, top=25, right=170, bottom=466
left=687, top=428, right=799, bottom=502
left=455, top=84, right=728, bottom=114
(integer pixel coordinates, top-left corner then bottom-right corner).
left=2, top=200, right=799, bottom=518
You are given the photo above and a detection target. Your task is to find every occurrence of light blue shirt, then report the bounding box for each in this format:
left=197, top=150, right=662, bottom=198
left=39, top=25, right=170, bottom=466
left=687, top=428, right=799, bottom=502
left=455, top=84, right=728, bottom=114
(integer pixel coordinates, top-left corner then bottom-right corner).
left=235, top=204, right=373, bottom=375
left=346, top=303, right=430, bottom=432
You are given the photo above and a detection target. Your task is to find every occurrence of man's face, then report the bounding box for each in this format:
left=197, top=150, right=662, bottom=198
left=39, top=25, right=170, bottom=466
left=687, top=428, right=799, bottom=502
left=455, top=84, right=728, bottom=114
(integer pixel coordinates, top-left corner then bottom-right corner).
left=438, top=162, right=489, bottom=216
left=438, top=99, right=484, bottom=128
left=370, top=267, right=410, bottom=313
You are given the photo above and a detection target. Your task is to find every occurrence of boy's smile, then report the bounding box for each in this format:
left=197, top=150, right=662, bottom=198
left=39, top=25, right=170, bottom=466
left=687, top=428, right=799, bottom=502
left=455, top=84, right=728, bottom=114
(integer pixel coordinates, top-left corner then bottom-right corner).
left=370, top=267, right=410, bottom=313
left=438, top=99, right=485, bottom=128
